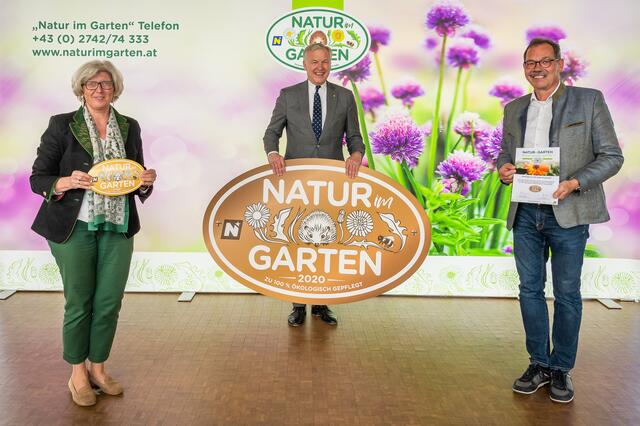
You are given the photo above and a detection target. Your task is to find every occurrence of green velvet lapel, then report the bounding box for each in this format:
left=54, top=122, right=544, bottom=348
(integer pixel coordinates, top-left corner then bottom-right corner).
left=113, top=107, right=129, bottom=143
left=69, top=107, right=93, bottom=157
left=68, top=106, right=129, bottom=158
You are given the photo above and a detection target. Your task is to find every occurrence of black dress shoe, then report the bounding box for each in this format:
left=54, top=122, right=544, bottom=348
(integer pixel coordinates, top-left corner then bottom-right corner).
left=288, top=306, right=306, bottom=326
left=311, top=305, right=338, bottom=325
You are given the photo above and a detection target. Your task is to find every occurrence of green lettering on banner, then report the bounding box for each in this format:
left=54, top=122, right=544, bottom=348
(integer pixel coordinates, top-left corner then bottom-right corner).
left=292, top=0, right=344, bottom=10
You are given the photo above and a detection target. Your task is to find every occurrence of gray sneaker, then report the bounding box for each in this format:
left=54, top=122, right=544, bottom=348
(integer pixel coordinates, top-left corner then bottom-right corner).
left=512, top=364, right=550, bottom=394
left=549, top=369, right=574, bottom=403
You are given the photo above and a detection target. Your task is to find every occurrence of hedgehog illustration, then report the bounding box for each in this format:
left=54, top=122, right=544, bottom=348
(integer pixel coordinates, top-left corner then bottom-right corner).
left=298, top=210, right=337, bottom=247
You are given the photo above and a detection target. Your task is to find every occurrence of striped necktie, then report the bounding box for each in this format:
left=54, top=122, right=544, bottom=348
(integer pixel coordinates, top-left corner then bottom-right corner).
left=312, top=85, right=322, bottom=141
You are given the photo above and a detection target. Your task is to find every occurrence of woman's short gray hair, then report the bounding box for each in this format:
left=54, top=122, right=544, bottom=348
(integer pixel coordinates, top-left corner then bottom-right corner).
left=71, top=60, right=124, bottom=101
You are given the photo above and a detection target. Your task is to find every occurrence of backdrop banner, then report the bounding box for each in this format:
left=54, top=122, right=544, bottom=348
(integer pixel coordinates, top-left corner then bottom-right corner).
left=1, top=0, right=638, bottom=296
left=1, top=251, right=637, bottom=300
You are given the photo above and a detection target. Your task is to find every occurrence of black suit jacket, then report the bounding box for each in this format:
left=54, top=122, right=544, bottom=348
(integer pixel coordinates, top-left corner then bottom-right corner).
left=30, top=107, right=152, bottom=243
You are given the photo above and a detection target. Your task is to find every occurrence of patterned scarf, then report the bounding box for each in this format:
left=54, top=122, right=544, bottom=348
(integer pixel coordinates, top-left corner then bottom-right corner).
left=83, top=106, right=129, bottom=232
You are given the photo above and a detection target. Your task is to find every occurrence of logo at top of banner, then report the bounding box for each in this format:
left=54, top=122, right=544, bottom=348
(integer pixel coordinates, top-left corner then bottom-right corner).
left=203, top=159, right=430, bottom=305
left=266, top=8, right=371, bottom=72
left=88, top=158, right=144, bottom=196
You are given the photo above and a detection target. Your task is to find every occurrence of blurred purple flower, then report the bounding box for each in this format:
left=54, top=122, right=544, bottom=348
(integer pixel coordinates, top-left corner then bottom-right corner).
left=561, top=51, right=588, bottom=86
left=368, top=26, right=390, bottom=53
left=446, top=39, right=479, bottom=69
left=0, top=171, right=48, bottom=249
left=335, top=55, right=372, bottom=86
left=437, top=151, right=487, bottom=195
left=525, top=26, right=567, bottom=43
left=370, top=114, right=425, bottom=167
left=453, top=112, right=491, bottom=139
left=425, top=1, right=469, bottom=37
left=359, top=87, right=386, bottom=113
left=502, top=245, right=513, bottom=255
left=0, top=72, right=22, bottom=110
left=440, top=177, right=464, bottom=194
left=461, top=25, right=491, bottom=49
left=424, top=36, right=439, bottom=50
left=489, top=78, right=526, bottom=106
left=391, top=81, right=425, bottom=107
left=422, top=121, right=433, bottom=138
left=475, top=122, right=503, bottom=169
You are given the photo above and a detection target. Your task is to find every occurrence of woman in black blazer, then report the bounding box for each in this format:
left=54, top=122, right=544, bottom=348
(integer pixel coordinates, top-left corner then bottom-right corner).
left=30, top=60, right=156, bottom=406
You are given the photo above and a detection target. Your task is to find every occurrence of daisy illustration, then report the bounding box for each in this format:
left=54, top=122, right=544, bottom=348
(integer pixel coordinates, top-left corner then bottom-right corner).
left=345, top=210, right=374, bottom=237
left=284, top=28, right=296, bottom=40
left=244, top=202, right=270, bottom=229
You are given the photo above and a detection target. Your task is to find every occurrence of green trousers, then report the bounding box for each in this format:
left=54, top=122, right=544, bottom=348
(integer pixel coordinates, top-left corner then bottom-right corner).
left=48, top=221, right=133, bottom=364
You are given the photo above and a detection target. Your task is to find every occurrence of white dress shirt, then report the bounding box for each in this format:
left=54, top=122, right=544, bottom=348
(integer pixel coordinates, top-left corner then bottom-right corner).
left=523, top=83, right=561, bottom=148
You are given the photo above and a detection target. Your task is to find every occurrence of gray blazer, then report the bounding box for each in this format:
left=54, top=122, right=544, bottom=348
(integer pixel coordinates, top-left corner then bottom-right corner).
left=263, top=80, right=365, bottom=160
left=497, top=84, right=624, bottom=229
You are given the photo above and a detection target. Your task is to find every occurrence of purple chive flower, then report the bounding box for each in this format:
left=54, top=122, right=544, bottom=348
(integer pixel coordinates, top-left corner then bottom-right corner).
left=561, top=51, right=588, bottom=86
left=489, top=78, right=526, bottom=106
left=368, top=26, right=391, bottom=53
left=391, top=80, right=425, bottom=107
left=446, top=39, right=480, bottom=68
left=475, top=122, right=503, bottom=169
left=424, top=36, right=439, bottom=50
left=525, top=26, right=567, bottom=43
left=453, top=112, right=491, bottom=140
left=422, top=121, right=433, bottom=138
left=425, top=1, right=470, bottom=37
left=461, top=25, right=491, bottom=49
left=359, top=87, right=386, bottom=113
left=335, top=55, right=372, bottom=86
left=370, top=114, right=425, bottom=167
left=437, top=151, right=487, bottom=195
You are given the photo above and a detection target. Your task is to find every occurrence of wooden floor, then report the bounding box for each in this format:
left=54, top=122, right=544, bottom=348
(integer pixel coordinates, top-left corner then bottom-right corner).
left=0, top=293, right=638, bottom=425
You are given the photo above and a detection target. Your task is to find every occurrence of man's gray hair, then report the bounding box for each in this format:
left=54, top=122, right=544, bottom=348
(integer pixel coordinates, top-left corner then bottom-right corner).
left=71, top=60, right=124, bottom=101
left=303, top=43, right=332, bottom=61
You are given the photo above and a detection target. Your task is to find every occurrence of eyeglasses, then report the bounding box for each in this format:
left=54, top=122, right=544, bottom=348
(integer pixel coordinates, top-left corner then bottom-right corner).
left=523, top=58, right=559, bottom=69
left=84, top=80, right=114, bottom=90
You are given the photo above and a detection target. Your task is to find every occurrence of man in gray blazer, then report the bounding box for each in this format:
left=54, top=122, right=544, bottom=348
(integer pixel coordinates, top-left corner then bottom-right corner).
left=497, top=38, right=623, bottom=403
left=263, top=43, right=365, bottom=326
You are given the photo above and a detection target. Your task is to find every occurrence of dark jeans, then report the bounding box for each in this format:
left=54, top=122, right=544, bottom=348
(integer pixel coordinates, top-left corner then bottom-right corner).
left=513, top=204, right=589, bottom=371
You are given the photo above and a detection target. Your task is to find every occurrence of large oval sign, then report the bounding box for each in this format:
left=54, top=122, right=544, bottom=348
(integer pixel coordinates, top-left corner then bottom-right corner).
left=88, top=159, right=144, bottom=196
left=266, top=7, right=371, bottom=72
left=203, top=159, right=430, bottom=304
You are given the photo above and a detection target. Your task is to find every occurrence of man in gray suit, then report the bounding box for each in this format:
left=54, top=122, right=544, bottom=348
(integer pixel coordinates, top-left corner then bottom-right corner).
left=497, top=38, right=623, bottom=403
left=263, top=43, right=365, bottom=326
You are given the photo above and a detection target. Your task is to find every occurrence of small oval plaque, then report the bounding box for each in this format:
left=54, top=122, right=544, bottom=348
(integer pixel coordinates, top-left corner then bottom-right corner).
left=88, top=159, right=145, bottom=196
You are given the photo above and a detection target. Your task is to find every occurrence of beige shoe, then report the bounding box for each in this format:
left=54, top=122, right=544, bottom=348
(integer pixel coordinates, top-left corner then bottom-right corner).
left=89, top=374, right=123, bottom=395
left=68, top=378, right=96, bottom=406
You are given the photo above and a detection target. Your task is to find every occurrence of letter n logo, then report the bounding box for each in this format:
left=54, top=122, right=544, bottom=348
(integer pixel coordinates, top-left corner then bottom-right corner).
left=272, top=36, right=282, bottom=46
left=221, top=220, right=243, bottom=240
